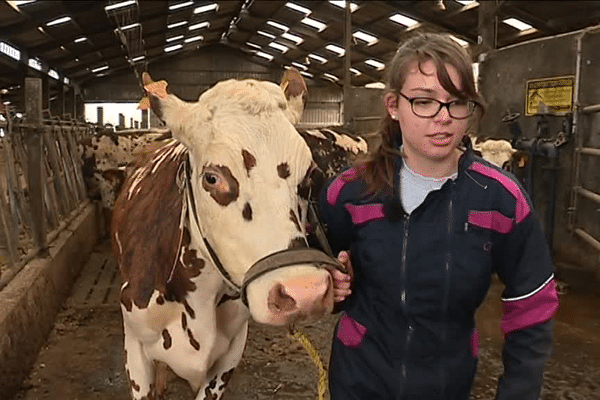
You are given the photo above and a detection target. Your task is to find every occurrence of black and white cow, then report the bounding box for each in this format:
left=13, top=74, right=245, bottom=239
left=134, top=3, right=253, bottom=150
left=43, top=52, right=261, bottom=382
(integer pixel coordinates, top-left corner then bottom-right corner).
left=111, top=71, right=344, bottom=400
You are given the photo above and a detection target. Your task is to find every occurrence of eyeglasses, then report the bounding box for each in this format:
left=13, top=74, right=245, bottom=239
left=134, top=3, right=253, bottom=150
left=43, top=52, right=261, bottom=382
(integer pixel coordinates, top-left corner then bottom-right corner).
left=398, top=92, right=477, bottom=119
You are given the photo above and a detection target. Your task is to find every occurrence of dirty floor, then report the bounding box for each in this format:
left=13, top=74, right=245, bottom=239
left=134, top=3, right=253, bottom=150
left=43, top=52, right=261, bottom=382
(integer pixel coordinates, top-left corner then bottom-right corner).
left=11, top=242, right=600, bottom=400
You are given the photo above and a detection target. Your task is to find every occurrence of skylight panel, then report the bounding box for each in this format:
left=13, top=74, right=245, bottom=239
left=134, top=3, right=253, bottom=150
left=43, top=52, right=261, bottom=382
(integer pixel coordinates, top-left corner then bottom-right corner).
left=13, top=0, right=36, bottom=6
left=74, top=37, right=87, bottom=43
left=350, top=67, right=361, bottom=76
left=285, top=2, right=312, bottom=15
left=268, top=42, right=289, bottom=53
left=257, top=30, right=276, bottom=39
left=281, top=32, right=303, bottom=45
left=0, top=42, right=21, bottom=61
left=353, top=30, right=378, bottom=45
left=328, top=1, right=359, bottom=12
left=105, top=0, right=136, bottom=12
left=167, top=35, right=184, bottom=42
left=291, top=61, right=308, bottom=70
left=301, top=17, right=327, bottom=32
left=189, top=21, right=210, bottom=30
left=63, top=77, right=70, bottom=84
left=185, top=35, right=203, bottom=43
left=323, top=72, right=339, bottom=81
left=503, top=18, right=533, bottom=31
left=300, top=71, right=313, bottom=78
left=455, top=0, right=476, bottom=5
left=46, top=16, right=72, bottom=27
left=246, top=42, right=262, bottom=49
left=91, top=65, right=109, bottom=73
left=131, top=55, right=145, bottom=62
left=169, top=1, right=193, bottom=11
left=168, top=21, right=187, bottom=29
left=120, top=22, right=140, bottom=31
left=365, top=59, right=385, bottom=70
left=325, top=44, right=345, bottom=57
left=164, top=44, right=183, bottom=52
left=389, top=13, right=419, bottom=27
left=308, top=53, right=327, bottom=63
left=194, top=3, right=218, bottom=14
left=48, top=69, right=59, bottom=80
left=267, top=20, right=289, bottom=32
left=450, top=36, right=469, bottom=47
left=256, top=51, right=274, bottom=61
left=28, top=58, right=42, bottom=71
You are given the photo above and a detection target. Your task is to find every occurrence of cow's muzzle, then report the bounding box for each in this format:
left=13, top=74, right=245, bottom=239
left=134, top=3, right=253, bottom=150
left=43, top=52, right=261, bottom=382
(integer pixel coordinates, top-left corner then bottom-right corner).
left=240, top=248, right=346, bottom=307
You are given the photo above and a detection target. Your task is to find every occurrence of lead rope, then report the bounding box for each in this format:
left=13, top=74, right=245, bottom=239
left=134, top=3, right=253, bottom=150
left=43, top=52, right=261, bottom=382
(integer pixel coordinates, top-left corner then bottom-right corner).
left=288, top=326, right=328, bottom=400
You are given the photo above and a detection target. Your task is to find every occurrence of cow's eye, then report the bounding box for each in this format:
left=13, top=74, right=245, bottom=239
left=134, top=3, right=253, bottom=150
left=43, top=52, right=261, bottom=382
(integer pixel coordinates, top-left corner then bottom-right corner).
left=203, top=172, right=219, bottom=185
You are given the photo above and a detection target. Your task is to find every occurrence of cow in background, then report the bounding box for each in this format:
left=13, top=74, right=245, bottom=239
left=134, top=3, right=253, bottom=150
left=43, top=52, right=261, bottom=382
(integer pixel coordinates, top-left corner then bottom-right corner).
left=111, top=70, right=343, bottom=400
left=469, top=135, right=527, bottom=172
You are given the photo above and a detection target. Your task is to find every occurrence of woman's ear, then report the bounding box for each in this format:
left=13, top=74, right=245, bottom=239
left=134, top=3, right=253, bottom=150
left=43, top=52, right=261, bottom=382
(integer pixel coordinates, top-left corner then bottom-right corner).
left=384, top=92, right=399, bottom=120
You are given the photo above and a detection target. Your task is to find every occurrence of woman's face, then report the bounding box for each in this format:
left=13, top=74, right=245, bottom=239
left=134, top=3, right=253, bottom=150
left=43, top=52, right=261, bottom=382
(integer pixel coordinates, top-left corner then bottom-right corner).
left=385, top=59, right=470, bottom=169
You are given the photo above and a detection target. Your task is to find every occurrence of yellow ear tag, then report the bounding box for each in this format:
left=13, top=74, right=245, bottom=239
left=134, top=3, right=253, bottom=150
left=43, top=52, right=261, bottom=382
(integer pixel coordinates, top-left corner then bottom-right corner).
left=137, top=96, right=150, bottom=110
left=144, top=80, right=169, bottom=100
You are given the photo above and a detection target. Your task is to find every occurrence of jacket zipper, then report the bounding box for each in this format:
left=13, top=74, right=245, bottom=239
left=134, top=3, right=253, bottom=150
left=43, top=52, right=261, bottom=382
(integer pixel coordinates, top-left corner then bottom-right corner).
left=400, top=214, right=411, bottom=393
left=440, top=181, right=455, bottom=397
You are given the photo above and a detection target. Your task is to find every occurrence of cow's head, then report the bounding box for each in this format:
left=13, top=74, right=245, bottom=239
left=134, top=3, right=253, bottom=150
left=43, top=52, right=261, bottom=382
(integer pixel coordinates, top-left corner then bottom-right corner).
left=142, top=71, right=334, bottom=325
left=470, top=136, right=517, bottom=171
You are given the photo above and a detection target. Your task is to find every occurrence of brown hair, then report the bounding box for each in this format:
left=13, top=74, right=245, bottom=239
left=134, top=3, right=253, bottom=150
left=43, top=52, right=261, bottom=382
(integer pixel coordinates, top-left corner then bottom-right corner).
left=354, top=32, right=486, bottom=197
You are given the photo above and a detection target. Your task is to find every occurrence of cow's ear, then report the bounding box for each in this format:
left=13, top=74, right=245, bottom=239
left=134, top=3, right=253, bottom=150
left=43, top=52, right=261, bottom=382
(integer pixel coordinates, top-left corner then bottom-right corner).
left=280, top=67, right=307, bottom=125
left=140, top=72, right=194, bottom=146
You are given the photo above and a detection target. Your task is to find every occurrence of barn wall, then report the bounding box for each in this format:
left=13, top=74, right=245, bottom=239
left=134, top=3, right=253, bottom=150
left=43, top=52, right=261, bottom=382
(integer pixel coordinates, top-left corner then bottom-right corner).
left=479, top=28, right=600, bottom=282
left=82, top=44, right=383, bottom=134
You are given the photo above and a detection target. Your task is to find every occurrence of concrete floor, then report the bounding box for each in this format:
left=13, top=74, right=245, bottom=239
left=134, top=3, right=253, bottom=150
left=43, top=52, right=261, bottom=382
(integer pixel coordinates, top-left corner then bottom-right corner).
left=11, top=241, right=600, bottom=399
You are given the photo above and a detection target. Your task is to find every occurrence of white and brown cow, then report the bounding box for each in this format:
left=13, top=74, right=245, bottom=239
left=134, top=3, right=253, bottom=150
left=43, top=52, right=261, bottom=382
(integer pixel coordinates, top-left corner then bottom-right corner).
left=469, top=135, right=524, bottom=171
left=111, top=71, right=340, bottom=400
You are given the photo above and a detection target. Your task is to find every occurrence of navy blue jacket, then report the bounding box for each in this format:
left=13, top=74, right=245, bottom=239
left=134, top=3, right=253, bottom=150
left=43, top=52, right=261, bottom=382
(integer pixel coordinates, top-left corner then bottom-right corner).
left=319, top=145, right=559, bottom=400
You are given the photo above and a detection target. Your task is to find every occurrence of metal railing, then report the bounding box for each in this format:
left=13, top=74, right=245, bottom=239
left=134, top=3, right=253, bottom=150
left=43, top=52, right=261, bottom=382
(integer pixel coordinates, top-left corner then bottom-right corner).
left=0, top=109, right=94, bottom=290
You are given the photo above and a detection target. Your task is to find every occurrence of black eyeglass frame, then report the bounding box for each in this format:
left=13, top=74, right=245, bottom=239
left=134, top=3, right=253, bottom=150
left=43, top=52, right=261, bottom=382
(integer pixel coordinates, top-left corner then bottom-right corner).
left=398, top=92, right=478, bottom=120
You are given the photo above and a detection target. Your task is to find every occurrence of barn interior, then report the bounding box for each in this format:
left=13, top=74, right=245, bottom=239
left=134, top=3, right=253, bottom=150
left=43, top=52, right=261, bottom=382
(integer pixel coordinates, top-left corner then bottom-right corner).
left=1, top=1, right=600, bottom=399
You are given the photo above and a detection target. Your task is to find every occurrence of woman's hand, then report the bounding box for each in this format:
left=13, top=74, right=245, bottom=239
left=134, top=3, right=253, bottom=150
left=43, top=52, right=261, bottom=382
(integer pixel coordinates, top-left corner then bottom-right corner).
left=331, top=250, right=353, bottom=302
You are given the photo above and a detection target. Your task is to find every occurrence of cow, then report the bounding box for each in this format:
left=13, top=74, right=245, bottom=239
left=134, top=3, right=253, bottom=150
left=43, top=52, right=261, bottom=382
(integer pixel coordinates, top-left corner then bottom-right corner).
left=78, top=127, right=171, bottom=217
left=470, top=135, right=518, bottom=170
left=111, top=70, right=344, bottom=400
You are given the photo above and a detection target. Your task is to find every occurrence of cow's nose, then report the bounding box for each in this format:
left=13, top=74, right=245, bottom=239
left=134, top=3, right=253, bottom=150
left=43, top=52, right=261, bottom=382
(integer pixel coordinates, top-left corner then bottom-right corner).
left=267, top=273, right=332, bottom=317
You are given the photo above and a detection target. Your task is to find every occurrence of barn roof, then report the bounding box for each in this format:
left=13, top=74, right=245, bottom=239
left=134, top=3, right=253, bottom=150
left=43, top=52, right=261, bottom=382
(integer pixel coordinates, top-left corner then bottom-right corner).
left=1, top=0, right=599, bottom=105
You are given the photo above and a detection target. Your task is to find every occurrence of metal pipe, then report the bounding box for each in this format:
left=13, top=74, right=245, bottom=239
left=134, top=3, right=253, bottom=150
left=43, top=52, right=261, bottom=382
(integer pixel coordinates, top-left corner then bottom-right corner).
left=575, top=187, right=600, bottom=205
left=582, top=103, right=600, bottom=114
left=574, top=228, right=600, bottom=253
left=578, top=147, right=600, bottom=157
left=568, top=30, right=585, bottom=230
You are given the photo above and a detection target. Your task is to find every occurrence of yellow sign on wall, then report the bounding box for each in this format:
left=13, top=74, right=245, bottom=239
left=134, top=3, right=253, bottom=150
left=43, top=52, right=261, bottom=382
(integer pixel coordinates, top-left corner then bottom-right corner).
left=525, top=76, right=574, bottom=116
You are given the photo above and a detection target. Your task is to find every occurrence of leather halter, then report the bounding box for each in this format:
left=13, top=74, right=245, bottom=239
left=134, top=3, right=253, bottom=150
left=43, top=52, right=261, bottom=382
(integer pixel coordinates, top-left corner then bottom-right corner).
left=182, top=155, right=345, bottom=306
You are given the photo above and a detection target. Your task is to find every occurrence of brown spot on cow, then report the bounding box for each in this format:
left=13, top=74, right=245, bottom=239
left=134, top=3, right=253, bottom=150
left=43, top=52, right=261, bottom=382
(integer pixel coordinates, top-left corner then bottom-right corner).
left=289, top=209, right=302, bottom=232
left=201, top=165, right=239, bottom=206
left=188, top=329, right=200, bottom=350
left=219, top=368, right=235, bottom=390
left=182, top=247, right=205, bottom=277
left=181, top=312, right=188, bottom=331
left=183, top=299, right=195, bottom=319
left=162, top=329, right=172, bottom=349
left=241, top=149, right=256, bottom=174
left=112, top=142, right=197, bottom=310
left=217, top=293, right=240, bottom=306
left=156, top=295, right=165, bottom=305
left=203, top=387, right=217, bottom=400
left=277, top=162, right=290, bottom=179
left=288, top=237, right=307, bottom=249
left=242, top=202, right=252, bottom=221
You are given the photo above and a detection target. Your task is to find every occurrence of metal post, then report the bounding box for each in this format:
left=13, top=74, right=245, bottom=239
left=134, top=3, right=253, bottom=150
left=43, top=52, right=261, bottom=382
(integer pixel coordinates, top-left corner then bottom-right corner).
left=342, top=1, right=352, bottom=131
left=24, top=77, right=48, bottom=255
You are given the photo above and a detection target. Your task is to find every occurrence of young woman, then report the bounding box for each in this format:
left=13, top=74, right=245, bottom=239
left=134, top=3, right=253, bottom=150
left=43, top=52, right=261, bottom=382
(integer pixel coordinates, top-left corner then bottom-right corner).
left=322, top=32, right=559, bottom=400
